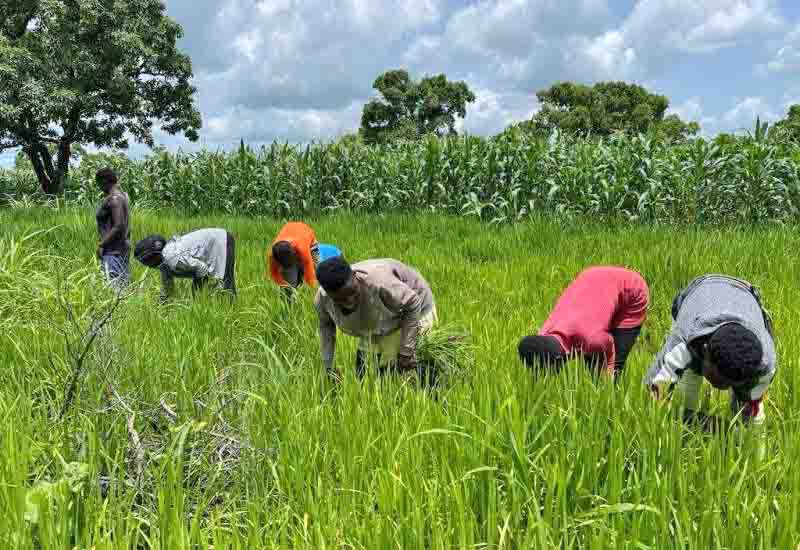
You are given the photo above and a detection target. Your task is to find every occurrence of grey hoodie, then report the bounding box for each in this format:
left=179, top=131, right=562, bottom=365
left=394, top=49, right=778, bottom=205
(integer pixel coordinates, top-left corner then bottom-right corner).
left=644, top=274, right=776, bottom=405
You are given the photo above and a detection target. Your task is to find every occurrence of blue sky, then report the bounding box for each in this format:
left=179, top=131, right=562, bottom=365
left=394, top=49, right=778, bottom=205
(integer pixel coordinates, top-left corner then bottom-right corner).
left=2, top=1, right=799, bottom=167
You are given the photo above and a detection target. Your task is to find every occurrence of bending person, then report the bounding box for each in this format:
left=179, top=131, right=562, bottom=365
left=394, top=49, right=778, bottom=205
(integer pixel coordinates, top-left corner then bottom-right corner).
left=95, top=168, right=131, bottom=288
left=269, top=222, right=342, bottom=300
left=518, top=266, right=649, bottom=377
left=314, top=257, right=436, bottom=382
left=644, top=274, right=776, bottom=431
left=134, top=228, right=236, bottom=303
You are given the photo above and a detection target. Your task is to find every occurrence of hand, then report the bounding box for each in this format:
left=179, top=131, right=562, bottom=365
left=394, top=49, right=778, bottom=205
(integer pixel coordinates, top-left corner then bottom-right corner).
left=396, top=354, right=417, bottom=372
left=649, top=384, right=661, bottom=399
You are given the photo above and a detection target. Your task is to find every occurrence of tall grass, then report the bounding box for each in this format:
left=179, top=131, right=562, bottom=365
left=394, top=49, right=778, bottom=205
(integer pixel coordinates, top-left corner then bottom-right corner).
left=3, top=132, right=800, bottom=224
left=2, top=207, right=800, bottom=547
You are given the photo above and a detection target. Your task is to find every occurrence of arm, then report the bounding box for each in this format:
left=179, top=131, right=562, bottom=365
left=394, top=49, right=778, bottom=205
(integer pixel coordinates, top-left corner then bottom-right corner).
left=316, top=298, right=338, bottom=378
left=159, top=265, right=175, bottom=304
left=731, top=372, right=773, bottom=460
left=379, top=283, right=423, bottom=361
left=98, top=196, right=126, bottom=249
left=582, top=331, right=615, bottom=375
left=176, top=256, right=211, bottom=280
left=732, top=368, right=775, bottom=427
left=644, top=340, right=693, bottom=399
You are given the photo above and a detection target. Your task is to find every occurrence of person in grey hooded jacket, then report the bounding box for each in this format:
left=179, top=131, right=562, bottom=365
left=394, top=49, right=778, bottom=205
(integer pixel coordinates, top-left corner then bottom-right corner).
left=644, top=274, right=776, bottom=430
left=134, top=228, right=236, bottom=303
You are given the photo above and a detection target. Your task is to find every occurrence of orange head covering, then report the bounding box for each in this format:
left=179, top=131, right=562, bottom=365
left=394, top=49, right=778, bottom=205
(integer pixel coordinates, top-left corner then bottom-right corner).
left=268, top=222, right=319, bottom=287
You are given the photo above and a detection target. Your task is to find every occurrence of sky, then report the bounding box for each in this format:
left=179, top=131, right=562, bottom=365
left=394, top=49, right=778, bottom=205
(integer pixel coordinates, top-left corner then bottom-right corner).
left=2, top=0, right=800, bottom=167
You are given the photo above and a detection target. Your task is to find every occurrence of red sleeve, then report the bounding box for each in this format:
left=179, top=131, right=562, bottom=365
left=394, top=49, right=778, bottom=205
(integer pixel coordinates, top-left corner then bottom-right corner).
left=741, top=399, right=762, bottom=420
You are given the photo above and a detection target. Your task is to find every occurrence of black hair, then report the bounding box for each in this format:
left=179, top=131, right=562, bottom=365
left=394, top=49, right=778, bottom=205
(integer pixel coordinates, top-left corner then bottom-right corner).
left=518, top=335, right=567, bottom=371
left=708, top=323, right=763, bottom=382
left=272, top=241, right=296, bottom=267
left=316, top=256, right=353, bottom=292
left=96, top=167, right=118, bottom=188
left=134, top=234, right=167, bottom=268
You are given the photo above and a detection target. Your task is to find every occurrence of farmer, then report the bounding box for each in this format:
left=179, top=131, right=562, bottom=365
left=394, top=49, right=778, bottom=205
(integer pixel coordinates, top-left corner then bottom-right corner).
left=518, top=266, right=649, bottom=377
left=134, top=228, right=236, bottom=303
left=95, top=167, right=131, bottom=288
left=644, top=274, right=776, bottom=431
left=314, top=256, right=437, bottom=382
left=268, top=222, right=342, bottom=300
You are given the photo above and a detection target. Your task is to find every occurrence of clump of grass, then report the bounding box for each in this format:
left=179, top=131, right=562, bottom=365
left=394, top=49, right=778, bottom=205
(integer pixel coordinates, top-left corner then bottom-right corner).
left=416, top=325, right=474, bottom=387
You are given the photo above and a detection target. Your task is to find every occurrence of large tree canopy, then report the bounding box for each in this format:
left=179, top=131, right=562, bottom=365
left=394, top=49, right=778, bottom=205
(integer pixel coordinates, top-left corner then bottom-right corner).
left=528, top=81, right=699, bottom=141
left=0, top=0, right=201, bottom=194
left=772, top=104, right=800, bottom=143
left=360, top=69, right=476, bottom=145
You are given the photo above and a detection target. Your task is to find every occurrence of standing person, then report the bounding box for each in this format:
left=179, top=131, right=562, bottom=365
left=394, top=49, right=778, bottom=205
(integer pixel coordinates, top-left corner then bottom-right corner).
left=268, top=222, right=342, bottom=300
left=95, top=168, right=131, bottom=289
left=314, top=257, right=436, bottom=382
left=644, top=274, right=776, bottom=431
left=518, top=266, right=649, bottom=377
left=134, top=228, right=236, bottom=303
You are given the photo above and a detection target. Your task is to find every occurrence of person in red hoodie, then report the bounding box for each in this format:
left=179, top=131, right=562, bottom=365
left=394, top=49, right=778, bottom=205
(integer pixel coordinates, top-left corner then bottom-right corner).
left=518, top=266, right=649, bottom=377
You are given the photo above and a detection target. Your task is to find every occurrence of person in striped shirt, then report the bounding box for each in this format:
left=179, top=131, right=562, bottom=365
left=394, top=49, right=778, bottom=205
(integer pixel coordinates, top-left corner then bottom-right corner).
left=518, top=266, right=650, bottom=378
left=644, top=274, right=776, bottom=432
left=268, top=222, right=342, bottom=300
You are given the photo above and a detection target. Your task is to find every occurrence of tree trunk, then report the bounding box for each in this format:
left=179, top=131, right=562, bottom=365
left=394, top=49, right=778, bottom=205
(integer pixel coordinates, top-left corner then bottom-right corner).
left=26, top=142, right=67, bottom=195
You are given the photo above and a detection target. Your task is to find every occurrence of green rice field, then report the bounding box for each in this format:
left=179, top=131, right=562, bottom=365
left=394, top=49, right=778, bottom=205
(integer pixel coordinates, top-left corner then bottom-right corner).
left=2, top=207, right=800, bottom=548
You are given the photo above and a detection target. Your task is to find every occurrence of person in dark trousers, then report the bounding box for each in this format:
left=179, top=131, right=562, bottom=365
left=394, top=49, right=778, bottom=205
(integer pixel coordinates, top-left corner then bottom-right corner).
left=134, top=228, right=236, bottom=303
left=314, top=256, right=437, bottom=383
left=518, top=266, right=650, bottom=378
left=95, top=168, right=131, bottom=289
left=644, top=274, right=776, bottom=438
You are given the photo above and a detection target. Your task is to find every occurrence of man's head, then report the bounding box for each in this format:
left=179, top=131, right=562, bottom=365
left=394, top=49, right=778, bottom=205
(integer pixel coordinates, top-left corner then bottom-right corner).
left=272, top=241, right=298, bottom=268
left=702, top=323, right=763, bottom=389
left=518, top=335, right=567, bottom=373
left=96, top=167, right=118, bottom=193
left=317, top=256, right=359, bottom=311
left=134, top=235, right=167, bottom=268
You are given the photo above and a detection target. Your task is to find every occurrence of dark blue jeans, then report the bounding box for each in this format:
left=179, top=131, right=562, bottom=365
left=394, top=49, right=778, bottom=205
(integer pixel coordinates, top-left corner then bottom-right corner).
left=101, top=254, right=130, bottom=289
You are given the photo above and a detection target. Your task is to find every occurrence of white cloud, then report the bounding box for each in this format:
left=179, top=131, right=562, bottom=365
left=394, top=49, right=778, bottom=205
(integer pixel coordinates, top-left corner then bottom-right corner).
left=571, top=30, right=638, bottom=79
left=404, top=0, right=614, bottom=90
left=621, top=0, right=784, bottom=54
left=201, top=102, right=363, bottom=146
left=764, top=24, right=800, bottom=73
left=459, top=87, right=539, bottom=136
left=669, top=97, right=705, bottom=122
left=666, top=97, right=720, bottom=135
left=721, top=96, right=781, bottom=131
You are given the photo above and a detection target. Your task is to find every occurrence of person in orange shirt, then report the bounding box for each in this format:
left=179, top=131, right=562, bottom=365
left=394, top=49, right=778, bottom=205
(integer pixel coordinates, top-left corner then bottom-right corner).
left=268, top=222, right=342, bottom=300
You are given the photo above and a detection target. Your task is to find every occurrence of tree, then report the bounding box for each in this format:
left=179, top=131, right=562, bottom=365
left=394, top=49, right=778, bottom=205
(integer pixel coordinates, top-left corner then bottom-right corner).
left=527, top=81, right=698, bottom=140
left=0, top=0, right=201, bottom=194
left=771, top=104, right=800, bottom=143
left=360, top=69, right=476, bottom=145
left=15, top=143, right=85, bottom=171
left=651, top=114, right=701, bottom=144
